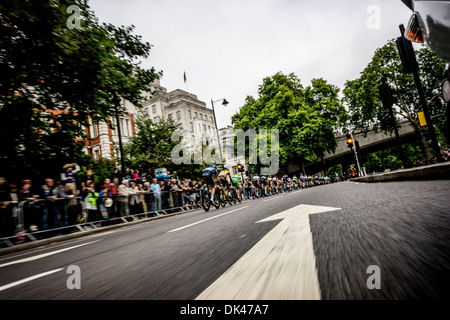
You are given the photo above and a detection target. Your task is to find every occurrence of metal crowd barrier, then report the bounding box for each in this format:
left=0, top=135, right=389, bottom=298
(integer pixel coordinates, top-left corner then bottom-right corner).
left=0, top=189, right=203, bottom=248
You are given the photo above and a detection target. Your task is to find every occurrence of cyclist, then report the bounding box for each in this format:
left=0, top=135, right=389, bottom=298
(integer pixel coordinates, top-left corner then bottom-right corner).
left=260, top=176, right=268, bottom=196
left=272, top=176, right=278, bottom=194
left=252, top=175, right=261, bottom=197
left=218, top=168, right=232, bottom=189
left=281, top=175, right=289, bottom=192
left=201, top=164, right=220, bottom=202
left=231, top=173, right=243, bottom=200
left=292, top=175, right=298, bottom=189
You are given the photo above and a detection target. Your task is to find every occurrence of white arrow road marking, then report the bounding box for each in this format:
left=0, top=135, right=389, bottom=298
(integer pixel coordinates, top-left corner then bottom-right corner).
left=168, top=206, right=249, bottom=233
left=0, top=240, right=101, bottom=268
left=196, top=204, right=341, bottom=300
left=0, top=268, right=64, bottom=292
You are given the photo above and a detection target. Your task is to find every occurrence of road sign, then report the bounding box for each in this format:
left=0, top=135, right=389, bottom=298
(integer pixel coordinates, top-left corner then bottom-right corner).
left=418, top=111, right=427, bottom=127
left=155, top=168, right=168, bottom=179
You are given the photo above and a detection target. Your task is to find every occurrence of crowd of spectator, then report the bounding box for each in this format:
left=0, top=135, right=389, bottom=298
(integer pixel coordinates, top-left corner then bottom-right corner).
left=0, top=164, right=206, bottom=243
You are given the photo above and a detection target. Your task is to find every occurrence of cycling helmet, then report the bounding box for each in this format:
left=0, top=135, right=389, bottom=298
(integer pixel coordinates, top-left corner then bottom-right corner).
left=210, top=164, right=217, bottom=169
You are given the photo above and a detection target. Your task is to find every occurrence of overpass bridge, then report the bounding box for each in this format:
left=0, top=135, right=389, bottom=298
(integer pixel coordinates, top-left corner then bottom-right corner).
left=287, top=121, right=417, bottom=175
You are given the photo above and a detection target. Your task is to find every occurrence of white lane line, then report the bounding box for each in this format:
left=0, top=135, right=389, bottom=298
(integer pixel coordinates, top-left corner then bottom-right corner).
left=262, top=196, right=283, bottom=202
left=0, top=240, right=101, bottom=268
left=0, top=268, right=64, bottom=292
left=168, top=206, right=249, bottom=233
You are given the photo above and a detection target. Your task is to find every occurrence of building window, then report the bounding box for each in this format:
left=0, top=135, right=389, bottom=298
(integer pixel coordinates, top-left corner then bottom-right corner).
left=210, top=116, right=213, bottom=123
left=153, top=117, right=159, bottom=124
left=178, top=123, right=183, bottom=130
left=120, top=119, right=125, bottom=136
left=189, top=122, right=194, bottom=132
left=92, top=122, right=99, bottom=138
left=188, top=110, right=192, bottom=118
left=199, top=113, right=202, bottom=120
left=168, top=113, right=173, bottom=121
left=176, top=110, right=181, bottom=120
left=203, top=124, right=206, bottom=132
left=198, top=123, right=201, bottom=132
left=152, top=105, right=157, bottom=113
left=204, top=114, right=207, bottom=120
left=194, top=112, right=198, bottom=119
left=126, top=118, right=130, bottom=136
left=145, top=108, right=149, bottom=115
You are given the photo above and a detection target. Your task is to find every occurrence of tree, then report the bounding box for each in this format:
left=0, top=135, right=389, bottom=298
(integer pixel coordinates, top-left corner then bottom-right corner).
left=123, top=115, right=206, bottom=181
left=232, top=72, right=346, bottom=175
left=342, top=39, right=446, bottom=163
left=0, top=0, right=161, bottom=182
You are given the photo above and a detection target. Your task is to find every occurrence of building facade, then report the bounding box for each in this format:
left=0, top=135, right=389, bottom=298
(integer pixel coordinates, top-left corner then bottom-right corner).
left=82, top=79, right=218, bottom=162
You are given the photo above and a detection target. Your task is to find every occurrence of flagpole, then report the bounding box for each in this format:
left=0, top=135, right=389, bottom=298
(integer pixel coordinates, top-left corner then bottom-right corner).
left=184, top=71, right=190, bottom=96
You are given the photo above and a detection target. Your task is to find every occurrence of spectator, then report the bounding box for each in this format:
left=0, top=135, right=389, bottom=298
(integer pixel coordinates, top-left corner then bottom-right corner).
left=113, top=167, right=124, bottom=181
left=171, top=180, right=183, bottom=208
left=17, top=179, right=40, bottom=232
left=162, top=180, right=173, bottom=210
left=61, top=163, right=80, bottom=186
left=39, top=178, right=57, bottom=230
left=0, top=177, right=15, bottom=239
left=108, top=177, right=120, bottom=218
left=129, top=181, right=142, bottom=215
left=150, top=178, right=161, bottom=212
left=98, top=185, right=112, bottom=222
left=143, top=181, right=153, bottom=214
left=57, top=182, right=79, bottom=226
left=133, top=170, right=142, bottom=184
left=81, top=169, right=95, bottom=189
left=118, top=179, right=131, bottom=216
left=83, top=181, right=99, bottom=222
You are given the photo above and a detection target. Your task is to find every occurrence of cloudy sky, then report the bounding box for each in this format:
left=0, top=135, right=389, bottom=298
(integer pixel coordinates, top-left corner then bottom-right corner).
left=89, top=0, right=413, bottom=129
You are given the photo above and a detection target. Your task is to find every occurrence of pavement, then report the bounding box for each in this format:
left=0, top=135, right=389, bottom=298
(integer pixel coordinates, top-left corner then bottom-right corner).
left=1, top=180, right=449, bottom=301
left=351, top=161, right=450, bottom=182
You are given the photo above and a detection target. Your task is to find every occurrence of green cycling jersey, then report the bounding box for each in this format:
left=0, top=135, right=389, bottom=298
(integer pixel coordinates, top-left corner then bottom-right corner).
left=231, top=174, right=242, bottom=188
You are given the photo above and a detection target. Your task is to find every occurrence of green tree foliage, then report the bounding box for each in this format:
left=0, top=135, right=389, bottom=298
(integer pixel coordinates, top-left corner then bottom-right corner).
left=232, top=72, right=346, bottom=174
left=0, top=0, right=161, bottom=182
left=123, top=115, right=206, bottom=181
left=342, top=39, right=446, bottom=162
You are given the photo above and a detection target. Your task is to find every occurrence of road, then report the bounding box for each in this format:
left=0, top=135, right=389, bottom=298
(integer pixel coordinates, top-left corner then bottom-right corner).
left=0, top=180, right=449, bottom=300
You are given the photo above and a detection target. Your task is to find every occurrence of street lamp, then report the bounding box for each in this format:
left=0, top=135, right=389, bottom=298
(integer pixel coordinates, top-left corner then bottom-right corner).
left=113, top=93, right=126, bottom=176
left=211, top=98, right=228, bottom=169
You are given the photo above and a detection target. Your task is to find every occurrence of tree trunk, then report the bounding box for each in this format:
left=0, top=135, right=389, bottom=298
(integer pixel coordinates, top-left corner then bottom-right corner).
left=414, top=122, right=433, bottom=164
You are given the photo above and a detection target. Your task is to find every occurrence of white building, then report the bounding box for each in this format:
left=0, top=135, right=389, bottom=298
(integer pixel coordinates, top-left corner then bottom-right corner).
left=82, top=79, right=218, bottom=162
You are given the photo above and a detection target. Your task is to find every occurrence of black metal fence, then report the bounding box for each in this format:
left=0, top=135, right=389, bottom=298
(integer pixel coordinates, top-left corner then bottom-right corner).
left=0, top=189, right=202, bottom=248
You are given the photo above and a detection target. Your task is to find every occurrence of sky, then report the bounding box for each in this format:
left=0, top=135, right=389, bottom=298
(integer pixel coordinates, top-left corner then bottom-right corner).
left=89, top=0, right=413, bottom=129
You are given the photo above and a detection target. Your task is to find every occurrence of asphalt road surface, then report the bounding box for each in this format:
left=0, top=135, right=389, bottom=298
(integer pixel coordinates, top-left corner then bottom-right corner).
left=0, top=180, right=449, bottom=300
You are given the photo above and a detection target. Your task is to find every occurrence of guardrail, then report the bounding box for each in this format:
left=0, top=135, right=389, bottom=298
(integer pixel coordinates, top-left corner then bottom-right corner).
left=0, top=190, right=202, bottom=248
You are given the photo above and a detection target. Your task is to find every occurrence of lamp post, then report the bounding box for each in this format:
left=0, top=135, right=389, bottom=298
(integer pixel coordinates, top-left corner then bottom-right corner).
left=211, top=98, right=229, bottom=170
left=113, top=93, right=126, bottom=176
left=346, top=120, right=362, bottom=176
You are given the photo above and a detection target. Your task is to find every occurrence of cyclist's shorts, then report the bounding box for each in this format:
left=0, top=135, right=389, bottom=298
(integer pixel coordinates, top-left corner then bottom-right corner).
left=203, top=176, right=215, bottom=187
left=231, top=178, right=240, bottom=188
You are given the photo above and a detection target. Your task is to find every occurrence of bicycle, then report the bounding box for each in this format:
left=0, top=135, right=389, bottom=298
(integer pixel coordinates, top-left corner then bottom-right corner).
left=200, top=185, right=219, bottom=212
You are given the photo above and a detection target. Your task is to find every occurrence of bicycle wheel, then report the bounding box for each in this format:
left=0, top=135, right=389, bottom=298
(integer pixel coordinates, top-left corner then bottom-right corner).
left=201, top=190, right=210, bottom=212
left=220, top=189, right=227, bottom=207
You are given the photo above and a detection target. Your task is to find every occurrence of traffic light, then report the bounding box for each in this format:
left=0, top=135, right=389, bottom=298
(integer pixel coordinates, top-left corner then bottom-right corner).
left=237, top=163, right=244, bottom=172
left=346, top=133, right=353, bottom=149
left=378, top=81, right=398, bottom=109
